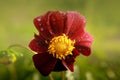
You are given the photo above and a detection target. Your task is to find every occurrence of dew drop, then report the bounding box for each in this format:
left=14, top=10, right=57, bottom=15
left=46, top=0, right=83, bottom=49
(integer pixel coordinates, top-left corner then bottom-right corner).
left=40, top=28, right=44, bottom=31
left=78, top=39, right=81, bottom=41
left=83, top=20, right=86, bottom=24
left=87, top=39, right=90, bottom=41
left=45, top=40, right=48, bottom=44
left=86, top=35, right=88, bottom=38
left=39, top=23, right=41, bottom=26
left=49, top=31, right=53, bottom=34
left=37, top=18, right=41, bottom=21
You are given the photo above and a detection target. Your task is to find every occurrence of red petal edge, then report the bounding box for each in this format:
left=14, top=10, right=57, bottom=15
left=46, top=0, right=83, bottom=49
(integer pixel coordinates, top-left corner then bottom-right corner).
left=29, top=39, right=46, bottom=53
left=75, top=32, right=93, bottom=56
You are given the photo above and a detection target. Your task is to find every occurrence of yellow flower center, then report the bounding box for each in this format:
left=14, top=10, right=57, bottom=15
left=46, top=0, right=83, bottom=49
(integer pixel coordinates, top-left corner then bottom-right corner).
left=48, top=34, right=75, bottom=60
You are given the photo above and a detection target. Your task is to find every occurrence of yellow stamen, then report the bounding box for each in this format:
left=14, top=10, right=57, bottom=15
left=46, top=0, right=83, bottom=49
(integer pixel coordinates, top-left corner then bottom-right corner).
left=48, top=34, right=75, bottom=60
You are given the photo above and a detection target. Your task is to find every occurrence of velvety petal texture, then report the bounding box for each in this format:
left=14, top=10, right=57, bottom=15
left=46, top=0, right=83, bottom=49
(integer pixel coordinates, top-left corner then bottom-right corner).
left=34, top=11, right=54, bottom=40
left=64, top=11, right=86, bottom=39
left=29, top=34, right=48, bottom=53
left=29, top=11, right=93, bottom=76
left=49, top=11, right=66, bottom=35
left=75, top=32, right=93, bottom=56
left=33, top=53, right=57, bottom=76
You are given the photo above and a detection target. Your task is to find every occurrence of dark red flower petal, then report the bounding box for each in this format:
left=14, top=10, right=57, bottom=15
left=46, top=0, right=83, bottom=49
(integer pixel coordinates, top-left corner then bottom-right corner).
left=29, top=39, right=46, bottom=53
left=53, top=59, right=67, bottom=71
left=33, top=53, right=57, bottom=76
left=75, top=32, right=93, bottom=56
left=49, top=11, right=66, bottom=36
left=62, top=56, right=74, bottom=72
left=29, top=34, right=48, bottom=53
left=34, top=11, right=54, bottom=40
left=72, top=49, right=80, bottom=57
left=62, top=49, right=80, bottom=72
left=64, top=11, right=86, bottom=39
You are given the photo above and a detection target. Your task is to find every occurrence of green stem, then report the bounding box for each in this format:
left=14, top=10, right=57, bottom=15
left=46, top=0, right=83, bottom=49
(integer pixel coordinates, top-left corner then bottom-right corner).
left=8, top=64, right=17, bottom=80
left=49, top=74, right=54, bottom=80
left=61, top=71, right=65, bottom=80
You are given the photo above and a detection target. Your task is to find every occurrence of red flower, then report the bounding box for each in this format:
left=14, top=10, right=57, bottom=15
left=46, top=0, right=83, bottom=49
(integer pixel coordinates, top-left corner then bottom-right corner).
left=29, top=11, right=93, bottom=76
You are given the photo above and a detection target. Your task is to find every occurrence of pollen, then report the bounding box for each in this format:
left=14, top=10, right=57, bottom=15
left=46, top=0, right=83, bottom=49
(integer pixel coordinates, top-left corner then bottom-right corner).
left=48, top=34, right=75, bottom=60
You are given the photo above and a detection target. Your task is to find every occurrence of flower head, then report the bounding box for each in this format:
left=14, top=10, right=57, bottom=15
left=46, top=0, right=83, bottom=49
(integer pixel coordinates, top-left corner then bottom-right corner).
left=29, top=11, right=93, bottom=76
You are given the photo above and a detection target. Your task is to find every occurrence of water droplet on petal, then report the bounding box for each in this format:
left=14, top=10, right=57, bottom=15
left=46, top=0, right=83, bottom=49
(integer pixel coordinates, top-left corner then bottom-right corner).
left=39, top=23, right=41, bottom=26
left=49, top=31, right=53, bottom=34
left=40, top=28, right=44, bottom=31
left=83, top=20, right=86, bottom=24
left=87, top=39, right=90, bottom=41
left=86, top=35, right=88, bottom=38
left=78, top=39, right=81, bottom=41
left=45, top=40, right=48, bottom=44
left=37, top=18, right=41, bottom=22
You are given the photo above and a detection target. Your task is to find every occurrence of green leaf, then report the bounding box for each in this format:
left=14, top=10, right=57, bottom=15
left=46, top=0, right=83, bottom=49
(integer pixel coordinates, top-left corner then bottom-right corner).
left=0, top=44, right=34, bottom=65
left=0, top=50, right=16, bottom=65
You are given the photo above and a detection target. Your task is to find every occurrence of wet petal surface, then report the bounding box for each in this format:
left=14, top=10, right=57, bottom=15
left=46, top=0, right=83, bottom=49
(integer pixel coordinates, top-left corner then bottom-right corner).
left=64, top=11, right=86, bottom=39
left=49, top=11, right=66, bottom=36
left=34, top=11, right=54, bottom=40
left=75, top=32, right=93, bottom=56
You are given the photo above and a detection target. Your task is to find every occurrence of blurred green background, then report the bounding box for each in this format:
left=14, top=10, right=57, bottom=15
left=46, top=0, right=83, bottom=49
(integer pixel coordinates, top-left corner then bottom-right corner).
left=0, top=0, right=120, bottom=80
